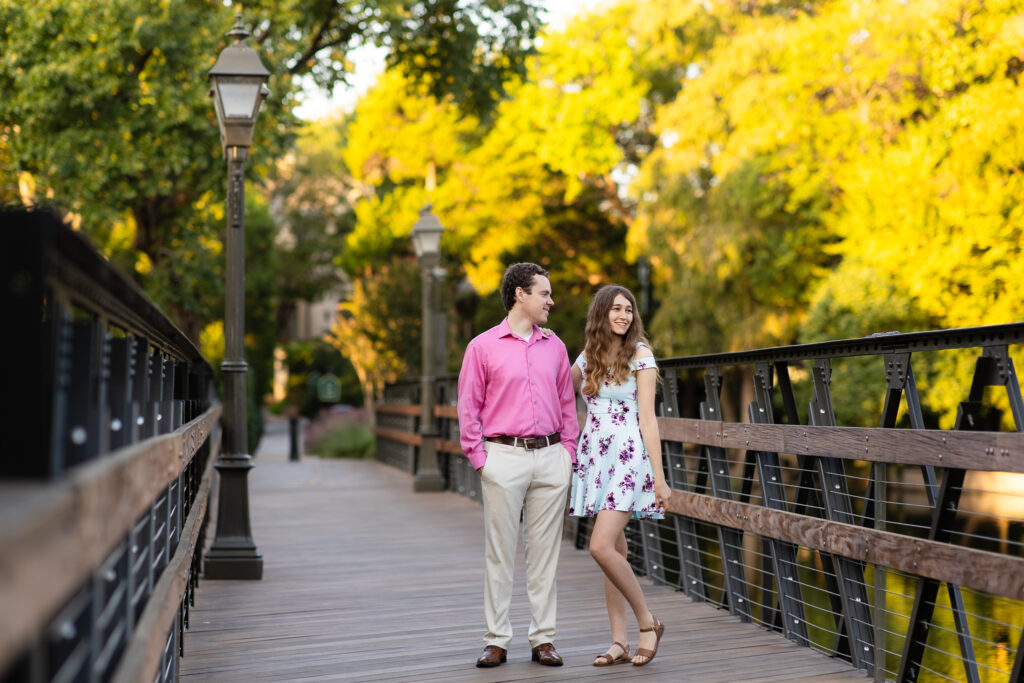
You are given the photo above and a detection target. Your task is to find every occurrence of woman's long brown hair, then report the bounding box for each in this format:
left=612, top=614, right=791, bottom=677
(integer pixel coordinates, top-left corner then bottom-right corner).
left=581, top=285, right=652, bottom=397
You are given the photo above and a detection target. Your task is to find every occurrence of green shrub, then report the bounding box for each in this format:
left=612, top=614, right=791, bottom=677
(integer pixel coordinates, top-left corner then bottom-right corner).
left=311, top=423, right=375, bottom=459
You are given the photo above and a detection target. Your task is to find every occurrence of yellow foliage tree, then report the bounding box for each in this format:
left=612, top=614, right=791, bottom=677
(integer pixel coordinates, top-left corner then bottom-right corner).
left=325, top=261, right=422, bottom=417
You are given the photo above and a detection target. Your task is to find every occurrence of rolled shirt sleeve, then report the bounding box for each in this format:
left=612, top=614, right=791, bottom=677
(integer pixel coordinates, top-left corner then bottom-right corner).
left=556, top=343, right=579, bottom=463
left=457, top=340, right=488, bottom=470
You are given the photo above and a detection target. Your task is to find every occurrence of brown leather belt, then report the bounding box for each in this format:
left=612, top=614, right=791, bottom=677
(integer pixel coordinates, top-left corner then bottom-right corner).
left=484, top=432, right=561, bottom=450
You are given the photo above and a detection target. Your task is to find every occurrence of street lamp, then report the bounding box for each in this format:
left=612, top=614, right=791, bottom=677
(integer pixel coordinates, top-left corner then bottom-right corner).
left=411, top=205, right=445, bottom=492
left=203, top=11, right=269, bottom=580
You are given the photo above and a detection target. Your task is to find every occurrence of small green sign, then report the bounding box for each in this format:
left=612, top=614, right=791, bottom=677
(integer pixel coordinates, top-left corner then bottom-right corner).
left=316, top=373, right=341, bottom=402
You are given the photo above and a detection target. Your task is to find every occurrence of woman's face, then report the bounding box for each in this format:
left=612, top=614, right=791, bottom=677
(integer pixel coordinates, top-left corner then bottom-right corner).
left=607, top=294, right=633, bottom=337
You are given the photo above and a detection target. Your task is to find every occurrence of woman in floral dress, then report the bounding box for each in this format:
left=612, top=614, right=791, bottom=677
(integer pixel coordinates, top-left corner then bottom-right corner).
left=569, top=285, right=671, bottom=667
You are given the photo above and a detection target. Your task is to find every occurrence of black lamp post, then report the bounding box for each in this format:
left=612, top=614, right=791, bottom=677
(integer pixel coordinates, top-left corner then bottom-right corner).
left=410, top=205, right=445, bottom=492
left=204, top=11, right=269, bottom=580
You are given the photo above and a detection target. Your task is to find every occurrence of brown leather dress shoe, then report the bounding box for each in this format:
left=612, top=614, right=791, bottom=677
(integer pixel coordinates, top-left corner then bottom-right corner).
left=531, top=642, right=563, bottom=666
left=476, top=645, right=507, bottom=668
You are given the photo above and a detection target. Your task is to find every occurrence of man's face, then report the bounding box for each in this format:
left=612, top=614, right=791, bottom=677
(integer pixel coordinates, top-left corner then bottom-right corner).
left=516, top=275, right=553, bottom=326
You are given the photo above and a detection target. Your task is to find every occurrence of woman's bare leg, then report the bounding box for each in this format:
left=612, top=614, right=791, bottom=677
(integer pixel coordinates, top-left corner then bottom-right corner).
left=588, top=510, right=657, bottom=661
left=600, top=529, right=629, bottom=660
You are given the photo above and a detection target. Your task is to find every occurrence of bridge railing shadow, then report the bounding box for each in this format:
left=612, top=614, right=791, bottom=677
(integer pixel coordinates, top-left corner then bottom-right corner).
left=376, top=323, right=1024, bottom=682
left=1, top=208, right=220, bottom=683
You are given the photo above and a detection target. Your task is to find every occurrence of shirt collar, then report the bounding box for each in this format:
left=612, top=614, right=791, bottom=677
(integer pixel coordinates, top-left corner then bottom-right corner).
left=498, top=317, right=540, bottom=341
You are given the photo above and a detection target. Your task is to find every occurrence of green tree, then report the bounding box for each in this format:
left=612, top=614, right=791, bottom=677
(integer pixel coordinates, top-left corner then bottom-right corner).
left=0, top=0, right=547, bottom=342
left=800, top=0, right=1024, bottom=427
left=625, top=0, right=1023, bottom=425
left=264, top=115, right=357, bottom=305
left=326, top=258, right=422, bottom=413
left=629, top=1, right=843, bottom=356
left=1, top=0, right=231, bottom=339
left=279, top=339, right=363, bottom=418
left=337, top=4, right=678, bottom=361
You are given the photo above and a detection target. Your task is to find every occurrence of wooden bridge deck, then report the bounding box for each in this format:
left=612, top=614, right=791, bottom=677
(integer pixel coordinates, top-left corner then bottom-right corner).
left=181, top=419, right=867, bottom=682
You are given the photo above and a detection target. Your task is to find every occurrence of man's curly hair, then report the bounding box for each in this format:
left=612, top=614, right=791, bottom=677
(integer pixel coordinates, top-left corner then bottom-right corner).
left=500, top=262, right=549, bottom=312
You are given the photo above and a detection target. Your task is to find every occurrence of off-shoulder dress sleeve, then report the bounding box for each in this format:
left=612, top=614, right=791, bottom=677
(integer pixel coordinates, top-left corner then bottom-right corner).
left=632, top=356, right=657, bottom=372
left=632, top=343, right=657, bottom=372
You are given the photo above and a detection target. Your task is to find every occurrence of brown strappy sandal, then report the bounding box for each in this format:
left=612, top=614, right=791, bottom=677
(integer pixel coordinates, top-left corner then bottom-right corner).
left=593, top=641, right=630, bottom=666
left=632, top=616, right=665, bottom=666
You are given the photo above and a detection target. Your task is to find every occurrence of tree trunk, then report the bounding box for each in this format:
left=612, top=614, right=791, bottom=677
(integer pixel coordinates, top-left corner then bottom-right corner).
left=363, top=386, right=377, bottom=428
left=169, top=305, right=204, bottom=349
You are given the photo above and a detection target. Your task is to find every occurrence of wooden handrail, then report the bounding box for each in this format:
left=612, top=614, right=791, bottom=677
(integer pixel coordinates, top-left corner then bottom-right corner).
left=111, top=434, right=218, bottom=683
left=668, top=489, right=1024, bottom=600
left=434, top=405, right=458, bottom=418
left=0, top=405, right=220, bottom=673
left=438, top=439, right=463, bottom=455
left=658, top=418, right=1024, bottom=473
left=374, top=404, right=421, bottom=416
left=373, top=426, right=422, bottom=446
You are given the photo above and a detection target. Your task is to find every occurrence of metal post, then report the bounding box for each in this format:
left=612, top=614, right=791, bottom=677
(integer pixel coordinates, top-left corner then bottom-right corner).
left=413, top=251, right=444, bottom=492
left=288, top=416, right=300, bottom=461
left=699, top=367, right=751, bottom=621
left=751, top=363, right=809, bottom=646
left=433, top=265, right=447, bottom=378
left=205, top=147, right=263, bottom=580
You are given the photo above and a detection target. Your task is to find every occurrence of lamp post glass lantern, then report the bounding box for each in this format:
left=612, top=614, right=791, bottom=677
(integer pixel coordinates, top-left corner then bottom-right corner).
left=410, top=208, right=444, bottom=259
left=203, top=11, right=268, bottom=580
left=412, top=205, right=445, bottom=492
left=208, top=14, right=269, bottom=152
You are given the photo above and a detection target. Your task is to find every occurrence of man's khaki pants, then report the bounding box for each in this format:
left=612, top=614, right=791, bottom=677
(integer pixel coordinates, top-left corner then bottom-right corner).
left=479, top=440, right=571, bottom=650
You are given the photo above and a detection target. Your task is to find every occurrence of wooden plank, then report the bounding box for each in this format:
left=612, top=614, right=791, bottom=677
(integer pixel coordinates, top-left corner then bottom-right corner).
left=111, top=432, right=219, bottom=683
left=437, top=439, right=463, bottom=455
left=374, top=404, right=421, bottom=416
left=658, top=417, right=1024, bottom=473
left=0, top=406, right=221, bottom=673
left=434, top=405, right=458, bottom=418
left=179, top=455, right=865, bottom=682
left=667, top=489, right=1024, bottom=600
left=373, top=426, right=422, bottom=447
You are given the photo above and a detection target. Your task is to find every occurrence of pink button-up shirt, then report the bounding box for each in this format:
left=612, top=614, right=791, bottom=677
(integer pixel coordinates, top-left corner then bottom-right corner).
left=457, top=319, right=579, bottom=470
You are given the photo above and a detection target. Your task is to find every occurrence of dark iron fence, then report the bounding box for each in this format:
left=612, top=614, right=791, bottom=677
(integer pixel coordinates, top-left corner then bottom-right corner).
left=0, top=208, right=220, bottom=683
left=376, top=323, right=1024, bottom=683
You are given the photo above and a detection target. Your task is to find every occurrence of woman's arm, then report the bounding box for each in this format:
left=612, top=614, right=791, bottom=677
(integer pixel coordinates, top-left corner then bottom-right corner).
left=635, top=350, right=671, bottom=507
left=571, top=363, right=583, bottom=395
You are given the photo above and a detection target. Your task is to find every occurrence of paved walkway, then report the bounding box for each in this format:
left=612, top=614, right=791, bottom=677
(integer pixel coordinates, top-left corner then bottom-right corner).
left=181, top=417, right=866, bottom=681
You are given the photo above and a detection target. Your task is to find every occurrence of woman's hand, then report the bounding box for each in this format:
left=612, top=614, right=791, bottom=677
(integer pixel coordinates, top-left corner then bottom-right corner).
left=655, top=479, right=672, bottom=511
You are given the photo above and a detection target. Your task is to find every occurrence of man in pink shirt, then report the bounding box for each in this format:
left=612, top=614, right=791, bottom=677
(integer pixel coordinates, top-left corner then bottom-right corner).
left=458, top=262, right=579, bottom=668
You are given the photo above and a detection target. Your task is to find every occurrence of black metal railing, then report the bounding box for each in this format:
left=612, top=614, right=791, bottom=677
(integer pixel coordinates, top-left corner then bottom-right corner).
left=0, top=208, right=221, bottom=683
left=376, top=323, right=1024, bottom=683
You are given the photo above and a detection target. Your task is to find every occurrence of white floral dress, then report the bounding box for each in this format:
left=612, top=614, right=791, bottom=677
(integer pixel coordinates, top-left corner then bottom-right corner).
left=569, top=346, right=664, bottom=520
